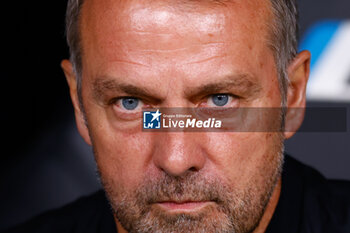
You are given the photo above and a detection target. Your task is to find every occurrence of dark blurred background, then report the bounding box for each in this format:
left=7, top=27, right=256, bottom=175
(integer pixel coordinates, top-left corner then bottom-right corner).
left=1, top=0, right=349, bottom=231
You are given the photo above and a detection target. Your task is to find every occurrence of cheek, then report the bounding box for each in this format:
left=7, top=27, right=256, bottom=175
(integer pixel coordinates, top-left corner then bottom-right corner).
left=203, top=132, right=280, bottom=186
left=92, top=127, right=154, bottom=190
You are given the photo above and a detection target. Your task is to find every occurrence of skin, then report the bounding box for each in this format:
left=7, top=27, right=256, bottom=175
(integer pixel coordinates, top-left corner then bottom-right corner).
left=62, top=0, right=310, bottom=232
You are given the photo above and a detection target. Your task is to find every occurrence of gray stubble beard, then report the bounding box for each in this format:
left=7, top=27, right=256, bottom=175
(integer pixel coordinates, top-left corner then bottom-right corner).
left=96, top=133, right=284, bottom=233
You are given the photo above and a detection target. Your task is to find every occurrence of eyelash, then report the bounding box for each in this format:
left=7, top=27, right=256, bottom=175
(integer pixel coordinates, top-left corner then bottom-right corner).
left=209, top=93, right=240, bottom=99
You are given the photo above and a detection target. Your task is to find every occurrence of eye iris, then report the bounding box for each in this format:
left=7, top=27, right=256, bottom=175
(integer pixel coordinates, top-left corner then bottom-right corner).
left=212, top=94, right=229, bottom=106
left=122, top=98, right=139, bottom=110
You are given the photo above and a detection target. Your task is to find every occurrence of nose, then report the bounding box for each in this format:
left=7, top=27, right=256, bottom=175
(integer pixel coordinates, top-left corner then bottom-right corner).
left=152, top=133, right=206, bottom=177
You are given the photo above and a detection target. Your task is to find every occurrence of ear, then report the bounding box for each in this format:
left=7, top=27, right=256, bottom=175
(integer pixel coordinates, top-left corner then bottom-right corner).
left=284, top=50, right=311, bottom=139
left=61, top=60, right=92, bottom=145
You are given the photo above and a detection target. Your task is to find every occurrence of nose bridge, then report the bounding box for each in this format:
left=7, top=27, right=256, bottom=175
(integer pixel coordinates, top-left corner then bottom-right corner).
left=162, top=66, right=189, bottom=107
left=152, top=132, right=206, bottom=177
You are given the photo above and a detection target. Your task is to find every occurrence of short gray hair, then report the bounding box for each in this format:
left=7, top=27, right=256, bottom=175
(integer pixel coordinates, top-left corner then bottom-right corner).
left=269, top=0, right=299, bottom=106
left=65, top=0, right=299, bottom=107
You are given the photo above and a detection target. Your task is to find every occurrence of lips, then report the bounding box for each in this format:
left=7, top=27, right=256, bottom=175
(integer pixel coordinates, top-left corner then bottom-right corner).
left=155, top=200, right=214, bottom=211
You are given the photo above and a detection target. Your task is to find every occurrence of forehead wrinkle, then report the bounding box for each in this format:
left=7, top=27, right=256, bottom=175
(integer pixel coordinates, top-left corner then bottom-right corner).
left=109, top=59, right=150, bottom=67
left=127, top=42, right=225, bottom=53
left=186, top=55, right=225, bottom=65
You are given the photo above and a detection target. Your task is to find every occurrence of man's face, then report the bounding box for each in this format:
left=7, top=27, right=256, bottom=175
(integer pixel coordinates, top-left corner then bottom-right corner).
left=76, top=0, right=285, bottom=232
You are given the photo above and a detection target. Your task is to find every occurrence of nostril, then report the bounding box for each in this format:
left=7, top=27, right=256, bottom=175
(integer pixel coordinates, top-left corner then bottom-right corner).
left=189, top=166, right=197, bottom=172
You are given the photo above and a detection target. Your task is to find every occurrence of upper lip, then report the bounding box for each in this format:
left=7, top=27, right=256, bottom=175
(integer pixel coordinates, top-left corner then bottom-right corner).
left=157, top=200, right=209, bottom=204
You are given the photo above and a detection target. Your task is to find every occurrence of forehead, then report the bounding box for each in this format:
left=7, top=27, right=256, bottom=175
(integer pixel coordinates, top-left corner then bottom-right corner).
left=79, top=0, right=275, bottom=92
left=81, top=0, right=271, bottom=28
left=80, top=0, right=272, bottom=57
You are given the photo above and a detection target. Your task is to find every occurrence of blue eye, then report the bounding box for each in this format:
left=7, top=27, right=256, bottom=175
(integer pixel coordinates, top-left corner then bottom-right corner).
left=211, top=94, right=229, bottom=106
left=121, top=98, right=139, bottom=110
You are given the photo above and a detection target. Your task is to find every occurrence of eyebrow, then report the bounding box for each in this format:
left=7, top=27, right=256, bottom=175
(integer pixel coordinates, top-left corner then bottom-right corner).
left=92, top=73, right=262, bottom=104
left=92, top=78, right=162, bottom=103
left=185, top=74, right=262, bottom=100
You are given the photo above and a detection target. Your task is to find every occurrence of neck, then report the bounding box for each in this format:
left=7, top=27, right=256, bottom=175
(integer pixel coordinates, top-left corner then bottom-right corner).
left=252, top=177, right=282, bottom=233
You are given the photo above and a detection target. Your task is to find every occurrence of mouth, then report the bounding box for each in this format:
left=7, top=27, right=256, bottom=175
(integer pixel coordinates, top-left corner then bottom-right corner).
left=155, top=200, right=215, bottom=212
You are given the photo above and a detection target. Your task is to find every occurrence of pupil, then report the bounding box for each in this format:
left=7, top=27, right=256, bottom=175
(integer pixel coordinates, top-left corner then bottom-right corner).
left=122, top=98, right=139, bottom=110
left=212, top=94, right=228, bottom=106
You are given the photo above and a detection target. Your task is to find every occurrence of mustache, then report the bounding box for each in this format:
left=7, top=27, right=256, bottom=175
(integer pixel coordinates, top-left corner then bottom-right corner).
left=136, top=172, right=231, bottom=205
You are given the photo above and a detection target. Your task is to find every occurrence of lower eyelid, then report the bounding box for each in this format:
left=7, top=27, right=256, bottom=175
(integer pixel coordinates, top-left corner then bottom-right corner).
left=112, top=104, right=144, bottom=121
